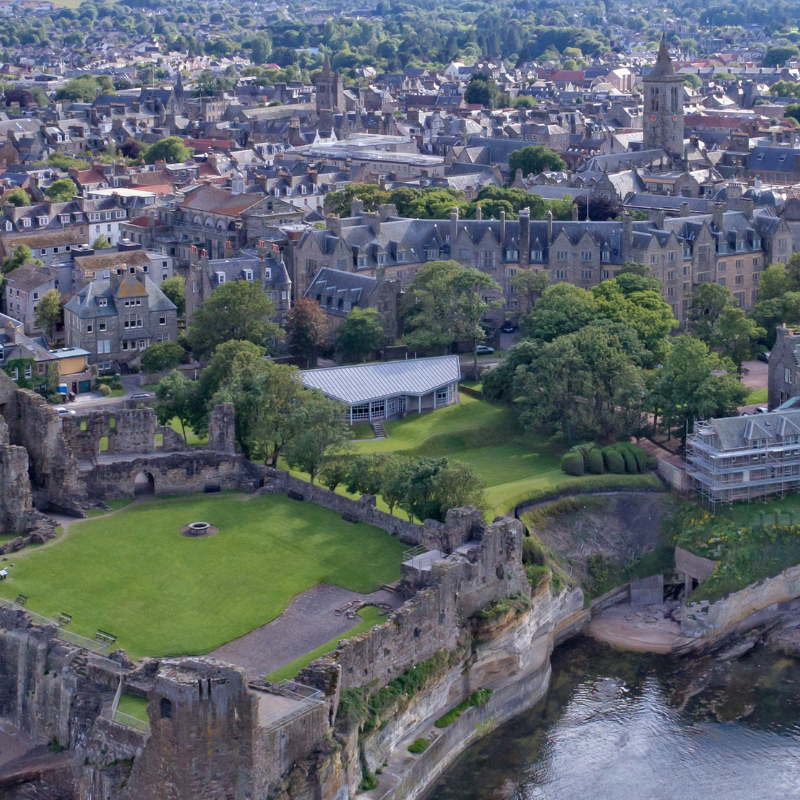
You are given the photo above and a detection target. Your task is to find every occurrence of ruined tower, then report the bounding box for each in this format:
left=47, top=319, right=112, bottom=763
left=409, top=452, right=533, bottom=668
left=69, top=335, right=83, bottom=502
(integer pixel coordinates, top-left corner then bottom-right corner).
left=643, top=35, right=684, bottom=159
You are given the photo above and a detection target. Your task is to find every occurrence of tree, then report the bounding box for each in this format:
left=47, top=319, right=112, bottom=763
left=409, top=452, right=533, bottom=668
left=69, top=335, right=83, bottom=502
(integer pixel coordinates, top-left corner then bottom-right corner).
left=197, top=340, right=267, bottom=404
left=319, top=457, right=349, bottom=492
left=656, top=336, right=748, bottom=442
left=35, top=289, right=62, bottom=341
left=763, top=45, right=800, bottom=67
left=4, top=187, right=31, bottom=207
left=45, top=178, right=76, bottom=202
left=431, top=461, right=487, bottom=519
left=91, top=234, right=112, bottom=250
left=687, top=282, right=731, bottom=342
left=481, top=340, right=538, bottom=403
left=188, top=280, right=281, bottom=359
left=515, top=324, right=647, bottom=441
left=144, top=136, right=192, bottom=165
left=286, top=297, right=328, bottom=368
left=345, top=453, right=394, bottom=496
left=401, top=457, right=449, bottom=522
left=711, top=307, right=765, bottom=369
left=336, top=307, right=384, bottom=363
left=160, top=276, right=186, bottom=317
left=119, top=139, right=144, bottom=160
left=56, top=74, right=100, bottom=102
left=2, top=244, right=43, bottom=274
left=250, top=34, right=272, bottom=65
left=464, top=73, right=500, bottom=108
left=284, top=391, right=353, bottom=484
left=380, top=454, right=411, bottom=516
left=404, top=260, right=501, bottom=374
left=154, top=370, right=197, bottom=443
left=141, top=341, right=184, bottom=373
left=683, top=73, right=702, bottom=89
left=512, top=269, right=549, bottom=312
left=508, top=145, right=566, bottom=178
left=520, top=282, right=598, bottom=342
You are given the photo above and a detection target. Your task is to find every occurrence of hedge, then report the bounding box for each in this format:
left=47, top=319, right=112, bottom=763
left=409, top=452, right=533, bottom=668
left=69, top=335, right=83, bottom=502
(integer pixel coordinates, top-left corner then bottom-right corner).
left=561, top=452, right=585, bottom=476
left=586, top=449, right=604, bottom=474
left=620, top=448, right=638, bottom=474
left=603, top=448, right=625, bottom=474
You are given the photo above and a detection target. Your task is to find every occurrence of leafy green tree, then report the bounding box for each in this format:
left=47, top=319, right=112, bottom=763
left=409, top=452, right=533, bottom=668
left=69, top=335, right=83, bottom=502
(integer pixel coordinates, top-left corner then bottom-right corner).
left=345, top=453, right=394, bottom=496
left=481, top=340, right=538, bottom=403
left=91, top=234, right=112, bottom=250
left=404, top=260, right=501, bottom=374
left=250, top=34, right=272, bottom=65
left=35, top=289, right=62, bottom=340
left=188, top=280, right=281, bottom=359
left=284, top=391, right=353, bottom=484
left=508, top=145, right=566, bottom=178
left=710, top=307, right=765, bottom=369
left=687, top=282, right=731, bottom=342
left=401, top=457, right=449, bottom=522
left=324, top=184, right=390, bottom=216
left=144, top=136, right=192, bottom=165
left=141, top=341, right=184, bottom=373
left=154, top=370, right=197, bottom=443
left=431, top=461, right=487, bottom=519
left=2, top=244, right=43, bottom=274
left=286, top=297, right=328, bottom=368
left=512, top=269, right=550, bottom=312
left=4, top=187, right=31, bottom=207
left=656, top=336, right=748, bottom=442
left=380, top=454, right=411, bottom=516
left=319, top=457, right=350, bottom=492
left=56, top=74, right=100, bottom=102
left=160, top=276, right=185, bottom=317
left=197, top=340, right=267, bottom=404
left=683, top=73, right=702, bottom=89
left=336, top=307, right=384, bottom=363
left=515, top=323, right=647, bottom=441
left=763, top=45, right=800, bottom=67
left=45, top=178, right=76, bottom=202
left=464, top=73, right=500, bottom=108
left=520, top=282, right=598, bottom=342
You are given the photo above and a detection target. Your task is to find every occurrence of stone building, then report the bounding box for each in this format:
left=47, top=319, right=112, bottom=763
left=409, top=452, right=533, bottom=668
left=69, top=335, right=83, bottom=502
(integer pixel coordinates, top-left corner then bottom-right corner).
left=64, top=266, right=178, bottom=372
left=3, top=262, right=56, bottom=336
left=768, top=325, right=800, bottom=409
left=643, top=36, right=685, bottom=159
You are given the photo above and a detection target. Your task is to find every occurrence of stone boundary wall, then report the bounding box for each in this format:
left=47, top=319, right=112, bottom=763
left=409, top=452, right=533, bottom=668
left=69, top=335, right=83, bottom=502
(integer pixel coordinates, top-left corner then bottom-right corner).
left=261, top=467, right=422, bottom=542
left=83, top=451, right=265, bottom=499
left=657, top=457, right=686, bottom=492
left=299, top=512, right=529, bottom=693
left=674, top=563, right=800, bottom=656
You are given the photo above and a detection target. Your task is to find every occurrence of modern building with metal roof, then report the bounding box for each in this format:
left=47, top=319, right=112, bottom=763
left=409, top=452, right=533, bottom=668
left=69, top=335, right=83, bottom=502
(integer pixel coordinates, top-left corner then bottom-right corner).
left=300, top=355, right=461, bottom=424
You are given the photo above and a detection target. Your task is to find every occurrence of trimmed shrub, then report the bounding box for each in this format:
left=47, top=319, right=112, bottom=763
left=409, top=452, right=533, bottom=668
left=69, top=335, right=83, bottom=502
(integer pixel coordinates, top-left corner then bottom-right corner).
left=97, top=383, right=111, bottom=397
left=586, top=449, right=605, bottom=474
left=408, top=738, right=430, bottom=754
left=620, top=448, right=638, bottom=474
left=603, top=448, right=625, bottom=474
left=561, top=452, right=584, bottom=476
left=632, top=446, right=648, bottom=472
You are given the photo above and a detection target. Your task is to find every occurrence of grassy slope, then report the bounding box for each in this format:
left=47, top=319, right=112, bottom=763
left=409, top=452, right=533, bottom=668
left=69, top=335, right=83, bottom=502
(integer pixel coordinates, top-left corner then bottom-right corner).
left=266, top=605, right=384, bottom=683
left=0, top=494, right=405, bottom=660
left=116, top=694, right=149, bottom=723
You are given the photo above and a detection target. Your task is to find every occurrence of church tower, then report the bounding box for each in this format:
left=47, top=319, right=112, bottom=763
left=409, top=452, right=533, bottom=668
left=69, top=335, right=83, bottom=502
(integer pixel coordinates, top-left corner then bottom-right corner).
left=643, top=35, right=684, bottom=159
left=316, top=52, right=345, bottom=127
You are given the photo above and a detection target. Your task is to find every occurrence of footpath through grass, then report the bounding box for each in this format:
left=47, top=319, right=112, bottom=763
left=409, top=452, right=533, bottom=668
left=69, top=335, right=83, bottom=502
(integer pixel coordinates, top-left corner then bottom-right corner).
left=0, top=493, right=405, bottom=660
left=266, top=605, right=384, bottom=682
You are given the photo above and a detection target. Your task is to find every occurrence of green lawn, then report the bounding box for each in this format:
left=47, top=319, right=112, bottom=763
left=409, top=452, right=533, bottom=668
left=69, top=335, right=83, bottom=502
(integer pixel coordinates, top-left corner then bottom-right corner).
left=168, top=417, right=208, bottom=446
left=745, top=387, right=768, bottom=405
left=0, top=494, right=405, bottom=660
left=116, top=694, right=149, bottom=723
left=266, top=605, right=384, bottom=683
left=351, top=422, right=375, bottom=440
left=288, top=395, right=661, bottom=517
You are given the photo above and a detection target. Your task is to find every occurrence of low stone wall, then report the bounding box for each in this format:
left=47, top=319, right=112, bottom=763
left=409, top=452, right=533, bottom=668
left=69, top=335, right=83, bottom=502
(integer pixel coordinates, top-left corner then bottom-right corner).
left=673, top=563, right=800, bottom=656
left=83, top=452, right=265, bottom=499
left=657, top=457, right=686, bottom=492
left=261, top=467, right=421, bottom=542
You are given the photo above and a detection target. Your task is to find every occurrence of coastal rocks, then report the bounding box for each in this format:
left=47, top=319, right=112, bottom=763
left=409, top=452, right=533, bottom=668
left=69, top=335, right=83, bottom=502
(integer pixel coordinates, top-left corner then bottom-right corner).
left=673, top=564, right=800, bottom=656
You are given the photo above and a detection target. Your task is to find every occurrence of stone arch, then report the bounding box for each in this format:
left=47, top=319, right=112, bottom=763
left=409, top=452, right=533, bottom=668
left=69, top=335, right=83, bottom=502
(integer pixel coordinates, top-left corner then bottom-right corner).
left=134, top=470, right=155, bottom=495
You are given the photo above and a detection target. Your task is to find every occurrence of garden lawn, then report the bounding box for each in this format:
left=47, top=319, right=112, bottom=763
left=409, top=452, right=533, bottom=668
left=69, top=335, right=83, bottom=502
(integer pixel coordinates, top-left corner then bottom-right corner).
left=288, top=395, right=661, bottom=518
left=745, top=387, right=768, bottom=405
left=266, top=606, right=384, bottom=683
left=0, top=493, right=405, bottom=660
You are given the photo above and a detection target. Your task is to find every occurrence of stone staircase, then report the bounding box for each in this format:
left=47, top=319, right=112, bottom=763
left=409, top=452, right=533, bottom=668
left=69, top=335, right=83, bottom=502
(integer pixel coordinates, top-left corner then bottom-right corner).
left=372, top=421, right=386, bottom=439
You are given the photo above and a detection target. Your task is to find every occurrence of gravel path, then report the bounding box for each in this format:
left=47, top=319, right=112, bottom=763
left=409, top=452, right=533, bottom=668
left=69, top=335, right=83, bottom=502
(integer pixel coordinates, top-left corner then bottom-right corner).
left=211, top=583, right=401, bottom=680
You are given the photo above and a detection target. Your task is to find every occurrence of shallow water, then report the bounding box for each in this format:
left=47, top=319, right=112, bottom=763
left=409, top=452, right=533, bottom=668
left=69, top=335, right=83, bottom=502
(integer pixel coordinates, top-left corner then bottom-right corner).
left=425, top=637, right=800, bottom=800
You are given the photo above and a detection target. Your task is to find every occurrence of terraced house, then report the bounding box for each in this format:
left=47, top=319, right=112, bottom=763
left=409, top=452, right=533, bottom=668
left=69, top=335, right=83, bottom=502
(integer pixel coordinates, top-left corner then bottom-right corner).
left=291, top=194, right=790, bottom=328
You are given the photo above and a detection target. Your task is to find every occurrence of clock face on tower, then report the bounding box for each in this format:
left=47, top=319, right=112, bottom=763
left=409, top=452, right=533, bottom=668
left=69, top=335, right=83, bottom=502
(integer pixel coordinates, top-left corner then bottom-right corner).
left=673, top=115, right=678, bottom=121
left=651, top=115, right=657, bottom=121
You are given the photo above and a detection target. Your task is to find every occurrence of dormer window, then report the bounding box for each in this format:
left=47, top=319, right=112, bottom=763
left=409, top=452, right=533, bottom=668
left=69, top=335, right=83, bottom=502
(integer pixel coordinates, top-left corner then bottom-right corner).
left=4, top=221, right=10, bottom=232
left=216, top=272, right=226, bottom=284
left=22, top=218, right=30, bottom=228
left=754, top=237, right=762, bottom=249
left=264, top=268, right=271, bottom=280
left=244, top=269, right=253, bottom=281
left=505, top=249, right=519, bottom=262
left=376, top=253, right=387, bottom=265
left=532, top=250, right=543, bottom=262
left=38, top=217, right=48, bottom=226
left=60, top=214, right=70, bottom=223
left=396, top=250, right=407, bottom=263
left=98, top=298, right=107, bottom=307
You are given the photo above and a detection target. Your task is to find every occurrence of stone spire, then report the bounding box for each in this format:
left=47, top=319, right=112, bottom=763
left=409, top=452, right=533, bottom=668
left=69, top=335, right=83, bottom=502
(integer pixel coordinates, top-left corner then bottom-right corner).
left=649, top=34, right=675, bottom=79
left=322, top=51, right=332, bottom=78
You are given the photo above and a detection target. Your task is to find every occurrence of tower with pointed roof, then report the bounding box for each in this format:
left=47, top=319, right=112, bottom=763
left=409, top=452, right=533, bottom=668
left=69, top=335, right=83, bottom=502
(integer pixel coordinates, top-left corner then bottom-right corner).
left=316, top=52, right=346, bottom=128
left=643, top=35, right=684, bottom=159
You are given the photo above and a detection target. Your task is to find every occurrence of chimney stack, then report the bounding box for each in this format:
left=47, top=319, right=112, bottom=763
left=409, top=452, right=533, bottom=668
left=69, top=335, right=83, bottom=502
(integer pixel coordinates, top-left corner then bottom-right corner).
left=450, top=206, right=459, bottom=247
left=546, top=210, right=553, bottom=245
left=475, top=204, right=482, bottom=221
left=680, top=202, right=690, bottom=217
left=519, top=207, right=530, bottom=268
left=712, top=201, right=725, bottom=231
left=500, top=210, right=506, bottom=249
left=622, top=212, right=632, bottom=257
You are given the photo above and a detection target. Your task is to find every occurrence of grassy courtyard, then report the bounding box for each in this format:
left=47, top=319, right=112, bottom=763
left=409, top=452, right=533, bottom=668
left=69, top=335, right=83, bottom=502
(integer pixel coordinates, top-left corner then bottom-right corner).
left=289, top=394, right=660, bottom=517
left=0, top=493, right=405, bottom=660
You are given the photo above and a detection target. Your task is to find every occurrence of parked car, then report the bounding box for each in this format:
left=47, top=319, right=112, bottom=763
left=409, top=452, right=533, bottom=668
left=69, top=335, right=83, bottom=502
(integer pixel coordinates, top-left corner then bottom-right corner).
left=501, top=322, right=515, bottom=333
left=755, top=406, right=770, bottom=414
left=55, top=407, right=76, bottom=417
left=132, top=392, right=152, bottom=399
left=475, top=345, right=495, bottom=355
left=757, top=352, right=770, bottom=363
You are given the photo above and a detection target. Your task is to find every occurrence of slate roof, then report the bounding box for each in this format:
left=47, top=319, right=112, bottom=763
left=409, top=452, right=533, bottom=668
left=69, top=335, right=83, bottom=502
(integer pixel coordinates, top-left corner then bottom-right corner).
left=300, top=355, right=461, bottom=405
left=701, top=410, right=800, bottom=451
left=180, top=186, right=265, bottom=216
left=304, top=268, right=377, bottom=316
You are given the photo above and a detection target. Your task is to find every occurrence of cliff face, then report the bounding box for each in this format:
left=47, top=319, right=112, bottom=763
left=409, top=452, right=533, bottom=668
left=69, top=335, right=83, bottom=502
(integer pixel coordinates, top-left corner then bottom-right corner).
left=674, top=564, right=800, bottom=656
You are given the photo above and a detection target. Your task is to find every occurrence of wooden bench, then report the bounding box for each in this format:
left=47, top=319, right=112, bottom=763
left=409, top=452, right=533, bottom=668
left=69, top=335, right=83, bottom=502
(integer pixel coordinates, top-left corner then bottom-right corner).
left=58, top=613, right=72, bottom=626
left=15, top=594, right=27, bottom=606
left=95, top=630, right=117, bottom=645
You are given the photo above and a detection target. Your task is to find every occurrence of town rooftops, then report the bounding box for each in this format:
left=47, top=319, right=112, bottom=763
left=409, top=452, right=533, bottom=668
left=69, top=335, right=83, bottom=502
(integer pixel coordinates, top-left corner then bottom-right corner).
left=300, top=355, right=461, bottom=406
